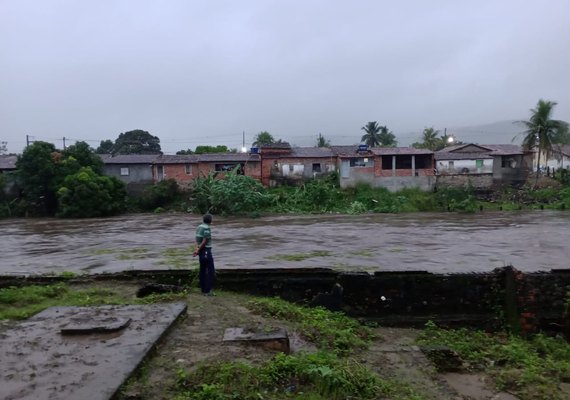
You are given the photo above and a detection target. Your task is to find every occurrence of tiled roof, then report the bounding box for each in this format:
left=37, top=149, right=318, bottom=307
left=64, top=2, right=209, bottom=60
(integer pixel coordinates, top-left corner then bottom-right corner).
left=0, top=155, right=17, bottom=170
left=330, top=145, right=372, bottom=156
left=330, top=145, right=433, bottom=156
left=99, top=154, right=160, bottom=164
left=196, top=153, right=261, bottom=162
left=259, top=142, right=291, bottom=149
left=435, top=143, right=524, bottom=160
left=552, top=144, right=570, bottom=157
left=371, top=147, right=433, bottom=156
left=289, top=147, right=335, bottom=157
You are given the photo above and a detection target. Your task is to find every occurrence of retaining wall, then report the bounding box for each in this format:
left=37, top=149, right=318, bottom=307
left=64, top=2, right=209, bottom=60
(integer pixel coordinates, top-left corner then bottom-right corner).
left=2, top=266, right=569, bottom=336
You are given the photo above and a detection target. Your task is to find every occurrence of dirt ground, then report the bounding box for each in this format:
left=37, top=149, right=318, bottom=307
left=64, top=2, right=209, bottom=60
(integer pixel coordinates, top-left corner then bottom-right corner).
left=120, top=289, right=521, bottom=400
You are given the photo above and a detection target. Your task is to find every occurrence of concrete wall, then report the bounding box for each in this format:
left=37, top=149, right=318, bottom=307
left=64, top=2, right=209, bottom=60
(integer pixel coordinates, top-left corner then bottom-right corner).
left=4, top=266, right=570, bottom=336
left=263, top=157, right=336, bottom=186
left=437, top=159, right=493, bottom=174
left=103, top=164, right=154, bottom=194
left=436, top=174, right=494, bottom=189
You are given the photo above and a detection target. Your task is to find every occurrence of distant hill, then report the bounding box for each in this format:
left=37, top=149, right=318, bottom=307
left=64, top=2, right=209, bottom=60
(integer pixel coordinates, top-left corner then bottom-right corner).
left=447, top=120, right=526, bottom=145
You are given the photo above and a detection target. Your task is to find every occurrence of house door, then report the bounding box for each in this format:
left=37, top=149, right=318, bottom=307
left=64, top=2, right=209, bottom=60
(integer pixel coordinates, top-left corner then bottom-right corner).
left=157, top=165, right=164, bottom=182
left=341, top=161, right=350, bottom=178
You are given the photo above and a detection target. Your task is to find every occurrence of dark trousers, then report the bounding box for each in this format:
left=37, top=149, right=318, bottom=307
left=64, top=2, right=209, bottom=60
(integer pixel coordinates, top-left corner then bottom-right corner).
left=198, top=248, right=215, bottom=294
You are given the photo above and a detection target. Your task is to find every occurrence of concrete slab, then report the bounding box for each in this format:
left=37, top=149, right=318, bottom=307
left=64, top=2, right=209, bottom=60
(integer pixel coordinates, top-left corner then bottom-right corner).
left=223, top=326, right=290, bottom=353
left=0, top=302, right=187, bottom=400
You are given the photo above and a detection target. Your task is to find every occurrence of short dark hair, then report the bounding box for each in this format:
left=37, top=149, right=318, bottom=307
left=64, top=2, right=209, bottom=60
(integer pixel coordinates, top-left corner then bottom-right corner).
left=203, top=214, right=213, bottom=224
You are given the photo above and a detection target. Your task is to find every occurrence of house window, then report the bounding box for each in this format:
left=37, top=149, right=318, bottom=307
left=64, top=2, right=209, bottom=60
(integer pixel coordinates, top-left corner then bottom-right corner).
left=448, top=161, right=454, bottom=169
left=476, top=159, right=484, bottom=168
left=289, top=164, right=294, bottom=172
left=215, top=163, right=244, bottom=174
left=120, top=167, right=129, bottom=176
left=350, top=157, right=372, bottom=167
left=185, top=164, right=192, bottom=174
left=312, top=163, right=322, bottom=172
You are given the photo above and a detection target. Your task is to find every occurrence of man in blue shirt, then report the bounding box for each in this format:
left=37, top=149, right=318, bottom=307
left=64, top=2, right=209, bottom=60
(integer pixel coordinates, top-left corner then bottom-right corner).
left=193, top=213, right=215, bottom=296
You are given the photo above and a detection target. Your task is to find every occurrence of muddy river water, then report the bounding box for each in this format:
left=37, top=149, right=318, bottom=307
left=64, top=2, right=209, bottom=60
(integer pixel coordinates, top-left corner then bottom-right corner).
left=0, top=211, right=569, bottom=276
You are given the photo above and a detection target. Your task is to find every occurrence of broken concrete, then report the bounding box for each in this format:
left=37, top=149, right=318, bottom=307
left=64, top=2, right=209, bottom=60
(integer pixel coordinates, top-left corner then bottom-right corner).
left=223, top=326, right=290, bottom=353
left=0, top=302, right=187, bottom=400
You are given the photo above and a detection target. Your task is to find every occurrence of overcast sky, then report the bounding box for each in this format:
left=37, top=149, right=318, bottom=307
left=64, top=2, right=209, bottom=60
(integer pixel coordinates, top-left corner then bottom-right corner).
left=1, top=0, right=569, bottom=154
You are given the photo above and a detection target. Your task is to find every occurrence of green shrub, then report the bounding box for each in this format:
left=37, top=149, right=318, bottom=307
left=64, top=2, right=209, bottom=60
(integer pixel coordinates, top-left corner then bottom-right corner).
left=138, top=179, right=181, bottom=211
left=190, top=169, right=274, bottom=215
left=57, top=167, right=127, bottom=218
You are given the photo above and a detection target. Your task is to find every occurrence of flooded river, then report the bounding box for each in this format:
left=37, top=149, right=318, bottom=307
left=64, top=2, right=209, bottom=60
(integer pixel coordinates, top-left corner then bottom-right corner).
left=0, top=211, right=569, bottom=276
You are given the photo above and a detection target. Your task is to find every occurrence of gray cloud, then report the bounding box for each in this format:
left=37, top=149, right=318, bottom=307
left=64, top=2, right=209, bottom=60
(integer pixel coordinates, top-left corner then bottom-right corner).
left=1, top=0, right=569, bottom=153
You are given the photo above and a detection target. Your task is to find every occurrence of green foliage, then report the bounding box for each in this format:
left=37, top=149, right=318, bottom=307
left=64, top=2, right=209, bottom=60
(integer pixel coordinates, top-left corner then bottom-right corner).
left=190, top=169, right=273, bottom=215
left=57, top=167, right=127, bottom=218
left=194, top=145, right=229, bottom=154
left=175, top=351, right=421, bottom=400
left=316, top=133, right=331, bottom=147
left=63, top=141, right=103, bottom=174
left=434, top=187, right=478, bottom=212
left=247, top=297, right=373, bottom=355
left=16, top=141, right=60, bottom=215
left=252, top=131, right=275, bottom=147
left=112, top=129, right=161, bottom=155
left=272, top=179, right=346, bottom=213
left=417, top=321, right=570, bottom=400
left=96, top=139, right=114, bottom=154
left=138, top=179, right=181, bottom=211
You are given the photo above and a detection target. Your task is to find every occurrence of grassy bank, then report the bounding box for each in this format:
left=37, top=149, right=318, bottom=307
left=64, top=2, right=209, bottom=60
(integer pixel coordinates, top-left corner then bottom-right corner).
left=2, top=281, right=570, bottom=399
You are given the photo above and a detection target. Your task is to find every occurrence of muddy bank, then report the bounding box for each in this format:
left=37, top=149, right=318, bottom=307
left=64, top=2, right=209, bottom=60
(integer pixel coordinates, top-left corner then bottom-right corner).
left=1, top=211, right=569, bottom=276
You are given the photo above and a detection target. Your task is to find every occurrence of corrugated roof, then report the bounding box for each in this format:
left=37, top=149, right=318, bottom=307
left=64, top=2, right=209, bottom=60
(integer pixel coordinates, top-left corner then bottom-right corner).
left=434, top=152, right=494, bottom=160
left=0, top=155, right=17, bottom=170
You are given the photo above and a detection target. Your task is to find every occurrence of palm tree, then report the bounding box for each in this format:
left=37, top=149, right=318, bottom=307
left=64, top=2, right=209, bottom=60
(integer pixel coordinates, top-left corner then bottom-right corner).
left=517, top=99, right=569, bottom=186
left=252, top=131, right=275, bottom=147
left=377, top=126, right=397, bottom=147
left=421, top=127, right=440, bottom=151
left=361, top=121, right=381, bottom=147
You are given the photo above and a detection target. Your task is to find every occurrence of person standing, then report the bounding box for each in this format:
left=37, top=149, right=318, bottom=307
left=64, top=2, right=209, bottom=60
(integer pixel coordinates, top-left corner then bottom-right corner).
left=193, top=213, right=215, bottom=296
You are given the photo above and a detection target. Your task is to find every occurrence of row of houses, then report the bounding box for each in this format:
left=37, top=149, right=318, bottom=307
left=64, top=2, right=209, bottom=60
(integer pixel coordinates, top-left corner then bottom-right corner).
left=0, top=142, right=539, bottom=194
left=96, top=142, right=534, bottom=192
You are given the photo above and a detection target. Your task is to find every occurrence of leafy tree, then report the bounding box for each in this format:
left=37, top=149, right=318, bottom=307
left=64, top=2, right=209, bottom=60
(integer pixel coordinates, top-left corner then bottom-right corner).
left=112, top=129, right=161, bottom=154
left=16, top=142, right=60, bottom=216
left=0, top=141, right=7, bottom=155
left=57, top=167, right=126, bottom=218
left=63, top=141, right=103, bottom=174
left=316, top=133, right=331, bottom=147
left=96, top=139, right=114, bottom=154
left=195, top=145, right=229, bottom=154
left=252, top=131, right=276, bottom=147
left=377, top=126, right=397, bottom=147
left=361, top=122, right=382, bottom=147
left=176, top=149, right=194, bottom=155
left=517, top=99, right=570, bottom=186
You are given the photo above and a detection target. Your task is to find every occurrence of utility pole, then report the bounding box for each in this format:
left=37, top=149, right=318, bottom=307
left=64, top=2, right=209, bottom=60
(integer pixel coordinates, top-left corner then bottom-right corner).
left=26, top=134, right=29, bottom=147
left=242, top=131, right=246, bottom=153
left=63, top=137, right=66, bottom=150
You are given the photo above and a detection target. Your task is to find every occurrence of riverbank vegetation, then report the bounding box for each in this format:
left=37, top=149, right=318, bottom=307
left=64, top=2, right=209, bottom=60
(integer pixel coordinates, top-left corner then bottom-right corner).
left=2, top=140, right=570, bottom=219
left=2, top=281, right=570, bottom=399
